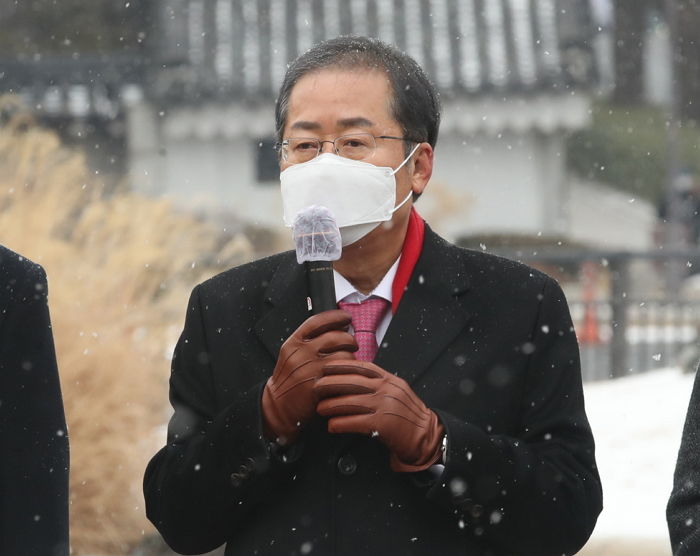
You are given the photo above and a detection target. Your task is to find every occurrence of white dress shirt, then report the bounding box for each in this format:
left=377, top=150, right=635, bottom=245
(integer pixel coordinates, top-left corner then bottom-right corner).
left=333, top=256, right=400, bottom=345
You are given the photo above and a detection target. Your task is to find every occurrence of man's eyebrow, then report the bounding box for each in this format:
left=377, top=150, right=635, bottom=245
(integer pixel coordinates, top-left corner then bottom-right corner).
left=337, top=117, right=374, bottom=129
left=288, top=117, right=375, bottom=132
left=289, top=120, right=321, bottom=131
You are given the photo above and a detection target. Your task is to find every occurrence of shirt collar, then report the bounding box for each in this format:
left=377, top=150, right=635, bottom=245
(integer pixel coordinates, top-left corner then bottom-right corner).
left=334, top=256, right=401, bottom=304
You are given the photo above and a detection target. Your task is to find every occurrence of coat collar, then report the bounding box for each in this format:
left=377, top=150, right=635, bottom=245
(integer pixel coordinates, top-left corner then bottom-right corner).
left=254, top=225, right=472, bottom=385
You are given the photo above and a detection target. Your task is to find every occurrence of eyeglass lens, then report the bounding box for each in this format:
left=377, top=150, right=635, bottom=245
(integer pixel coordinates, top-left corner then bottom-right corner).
left=284, top=133, right=376, bottom=163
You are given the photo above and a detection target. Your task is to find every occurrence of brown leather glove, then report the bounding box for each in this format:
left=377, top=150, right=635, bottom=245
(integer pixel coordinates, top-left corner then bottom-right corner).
left=314, top=361, right=445, bottom=472
left=262, top=310, right=357, bottom=445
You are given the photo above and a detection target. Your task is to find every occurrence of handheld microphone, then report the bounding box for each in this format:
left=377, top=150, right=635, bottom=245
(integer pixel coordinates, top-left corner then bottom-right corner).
left=293, top=205, right=342, bottom=314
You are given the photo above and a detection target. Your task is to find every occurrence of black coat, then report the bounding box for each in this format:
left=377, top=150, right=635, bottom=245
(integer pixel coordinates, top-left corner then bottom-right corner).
left=668, top=368, right=700, bottom=554
left=144, top=226, right=602, bottom=556
left=0, top=246, right=69, bottom=556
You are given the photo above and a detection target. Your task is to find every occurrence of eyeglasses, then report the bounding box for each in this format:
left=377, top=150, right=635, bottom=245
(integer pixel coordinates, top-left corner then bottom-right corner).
left=277, top=133, right=413, bottom=164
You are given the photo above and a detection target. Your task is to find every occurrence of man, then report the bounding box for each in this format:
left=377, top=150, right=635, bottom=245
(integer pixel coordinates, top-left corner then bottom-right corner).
left=668, top=369, right=700, bottom=554
left=0, top=245, right=69, bottom=556
left=144, top=36, right=602, bottom=555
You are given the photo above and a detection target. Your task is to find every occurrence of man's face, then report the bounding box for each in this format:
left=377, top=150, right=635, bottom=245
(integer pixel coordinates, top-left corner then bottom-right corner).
left=280, top=68, right=430, bottom=232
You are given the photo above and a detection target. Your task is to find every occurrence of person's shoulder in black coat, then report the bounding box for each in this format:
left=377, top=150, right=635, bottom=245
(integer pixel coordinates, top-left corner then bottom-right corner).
left=668, top=367, right=700, bottom=555
left=0, top=245, right=69, bottom=556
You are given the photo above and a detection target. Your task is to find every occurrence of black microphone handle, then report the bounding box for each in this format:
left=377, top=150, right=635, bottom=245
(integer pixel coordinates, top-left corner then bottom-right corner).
left=305, top=260, right=337, bottom=314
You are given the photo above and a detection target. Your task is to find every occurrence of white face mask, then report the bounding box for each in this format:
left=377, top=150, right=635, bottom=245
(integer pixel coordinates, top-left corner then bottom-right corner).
left=280, top=143, right=420, bottom=246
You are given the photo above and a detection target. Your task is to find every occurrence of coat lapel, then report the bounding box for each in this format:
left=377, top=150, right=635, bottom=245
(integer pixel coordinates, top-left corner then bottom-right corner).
left=254, top=252, right=310, bottom=359
left=253, top=228, right=472, bottom=382
left=374, top=227, right=472, bottom=385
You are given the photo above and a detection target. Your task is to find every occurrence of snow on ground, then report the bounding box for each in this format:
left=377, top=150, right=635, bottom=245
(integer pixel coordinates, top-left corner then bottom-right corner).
left=582, top=367, right=695, bottom=546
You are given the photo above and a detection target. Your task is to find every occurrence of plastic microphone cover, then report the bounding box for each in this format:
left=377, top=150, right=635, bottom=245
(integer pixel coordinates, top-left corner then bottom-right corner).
left=293, top=205, right=342, bottom=264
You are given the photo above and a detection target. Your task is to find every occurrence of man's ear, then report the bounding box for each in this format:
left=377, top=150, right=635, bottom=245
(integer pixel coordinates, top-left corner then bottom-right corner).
left=410, top=143, right=433, bottom=196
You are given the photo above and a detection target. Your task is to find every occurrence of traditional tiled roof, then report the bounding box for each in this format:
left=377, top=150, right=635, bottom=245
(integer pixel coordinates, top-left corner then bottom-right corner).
left=1, top=0, right=594, bottom=121
left=1, top=55, right=145, bottom=120
left=151, top=0, right=594, bottom=101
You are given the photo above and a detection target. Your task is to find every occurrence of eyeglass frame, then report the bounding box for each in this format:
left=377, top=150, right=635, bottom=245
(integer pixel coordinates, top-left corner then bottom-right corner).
left=275, top=133, right=419, bottom=163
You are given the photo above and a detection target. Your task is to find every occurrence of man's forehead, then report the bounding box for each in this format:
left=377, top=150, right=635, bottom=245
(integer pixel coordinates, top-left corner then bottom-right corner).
left=288, top=68, right=391, bottom=102
left=285, top=69, right=395, bottom=131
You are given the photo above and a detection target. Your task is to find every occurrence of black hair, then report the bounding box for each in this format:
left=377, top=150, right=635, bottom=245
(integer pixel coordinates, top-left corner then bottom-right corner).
left=275, top=36, right=441, bottom=151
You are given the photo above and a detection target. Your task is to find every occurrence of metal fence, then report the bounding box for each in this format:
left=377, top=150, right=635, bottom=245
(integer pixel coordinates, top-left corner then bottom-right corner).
left=570, top=298, right=700, bottom=381
left=491, top=248, right=700, bottom=382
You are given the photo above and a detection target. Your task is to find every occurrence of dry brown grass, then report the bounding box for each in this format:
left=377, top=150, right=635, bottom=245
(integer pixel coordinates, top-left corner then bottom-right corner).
left=0, top=96, right=253, bottom=554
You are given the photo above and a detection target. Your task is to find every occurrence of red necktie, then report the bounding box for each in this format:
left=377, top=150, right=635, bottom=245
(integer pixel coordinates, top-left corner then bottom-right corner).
left=338, top=297, right=390, bottom=361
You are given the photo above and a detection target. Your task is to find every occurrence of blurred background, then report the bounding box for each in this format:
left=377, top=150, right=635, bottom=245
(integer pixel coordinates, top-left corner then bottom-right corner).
left=1, top=0, right=699, bottom=554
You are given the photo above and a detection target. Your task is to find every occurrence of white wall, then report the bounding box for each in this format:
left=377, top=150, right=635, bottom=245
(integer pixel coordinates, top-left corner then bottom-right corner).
left=567, top=178, right=656, bottom=250
left=160, top=138, right=283, bottom=231
left=127, top=101, right=166, bottom=197
left=422, top=130, right=568, bottom=241
left=127, top=100, right=286, bottom=232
